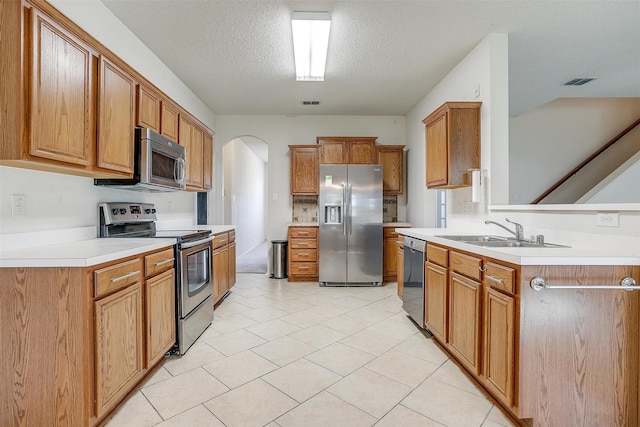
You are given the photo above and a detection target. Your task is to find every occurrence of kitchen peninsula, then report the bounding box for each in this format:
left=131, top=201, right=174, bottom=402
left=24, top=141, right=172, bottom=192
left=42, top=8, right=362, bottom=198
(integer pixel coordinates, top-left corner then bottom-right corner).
left=396, top=226, right=640, bottom=427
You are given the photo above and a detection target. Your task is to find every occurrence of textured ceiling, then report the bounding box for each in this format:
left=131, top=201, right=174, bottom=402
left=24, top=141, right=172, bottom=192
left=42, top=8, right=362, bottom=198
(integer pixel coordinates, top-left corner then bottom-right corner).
left=100, top=0, right=640, bottom=117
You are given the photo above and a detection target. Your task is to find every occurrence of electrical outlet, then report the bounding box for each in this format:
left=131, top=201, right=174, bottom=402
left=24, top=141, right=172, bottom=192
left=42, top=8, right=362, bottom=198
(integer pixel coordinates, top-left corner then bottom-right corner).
left=596, top=212, right=619, bottom=227
left=12, top=194, right=26, bottom=217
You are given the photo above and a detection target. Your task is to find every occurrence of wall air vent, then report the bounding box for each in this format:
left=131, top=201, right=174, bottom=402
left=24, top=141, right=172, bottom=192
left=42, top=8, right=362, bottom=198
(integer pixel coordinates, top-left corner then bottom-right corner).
left=563, top=78, right=597, bottom=86
left=302, top=100, right=320, bottom=105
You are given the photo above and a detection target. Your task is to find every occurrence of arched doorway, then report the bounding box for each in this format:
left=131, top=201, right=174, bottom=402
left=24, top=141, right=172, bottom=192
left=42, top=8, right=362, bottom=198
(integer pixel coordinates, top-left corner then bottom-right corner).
left=223, top=136, right=268, bottom=273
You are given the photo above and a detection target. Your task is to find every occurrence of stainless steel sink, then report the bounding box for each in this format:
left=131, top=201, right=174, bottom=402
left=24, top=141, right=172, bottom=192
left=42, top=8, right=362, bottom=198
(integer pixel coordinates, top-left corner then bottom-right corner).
left=435, top=235, right=569, bottom=248
left=434, top=235, right=507, bottom=242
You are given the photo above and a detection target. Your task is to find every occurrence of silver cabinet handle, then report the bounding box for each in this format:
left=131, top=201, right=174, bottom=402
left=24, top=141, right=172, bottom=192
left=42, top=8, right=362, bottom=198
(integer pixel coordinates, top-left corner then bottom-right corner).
left=530, top=276, right=638, bottom=291
left=298, top=231, right=309, bottom=235
left=154, top=258, right=175, bottom=267
left=485, top=275, right=504, bottom=284
left=111, top=270, right=140, bottom=283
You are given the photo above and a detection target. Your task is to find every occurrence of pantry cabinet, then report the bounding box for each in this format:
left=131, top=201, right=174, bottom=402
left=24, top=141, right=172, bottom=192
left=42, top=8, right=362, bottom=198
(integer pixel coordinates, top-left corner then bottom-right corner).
left=422, top=102, right=481, bottom=189
left=376, top=145, right=405, bottom=195
left=317, top=137, right=377, bottom=164
left=97, top=56, right=136, bottom=174
left=289, top=145, right=319, bottom=195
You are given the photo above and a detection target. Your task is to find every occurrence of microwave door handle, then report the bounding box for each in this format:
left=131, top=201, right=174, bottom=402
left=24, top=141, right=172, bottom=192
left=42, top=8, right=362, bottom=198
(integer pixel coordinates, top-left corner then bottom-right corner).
left=175, top=158, right=186, bottom=183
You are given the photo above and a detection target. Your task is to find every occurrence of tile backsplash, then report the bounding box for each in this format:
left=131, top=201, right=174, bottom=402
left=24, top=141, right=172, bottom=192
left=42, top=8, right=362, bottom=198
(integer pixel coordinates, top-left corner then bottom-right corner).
left=292, top=196, right=318, bottom=223
left=291, top=195, right=398, bottom=223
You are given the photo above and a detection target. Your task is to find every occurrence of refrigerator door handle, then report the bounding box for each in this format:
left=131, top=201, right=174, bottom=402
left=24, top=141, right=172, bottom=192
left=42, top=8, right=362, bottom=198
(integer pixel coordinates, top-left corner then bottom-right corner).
left=348, top=184, right=353, bottom=235
left=342, top=183, right=347, bottom=236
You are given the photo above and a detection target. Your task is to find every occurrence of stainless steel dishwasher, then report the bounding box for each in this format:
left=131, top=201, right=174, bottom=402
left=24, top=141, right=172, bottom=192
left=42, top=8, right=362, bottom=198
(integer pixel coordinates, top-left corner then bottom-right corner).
left=403, top=236, right=426, bottom=327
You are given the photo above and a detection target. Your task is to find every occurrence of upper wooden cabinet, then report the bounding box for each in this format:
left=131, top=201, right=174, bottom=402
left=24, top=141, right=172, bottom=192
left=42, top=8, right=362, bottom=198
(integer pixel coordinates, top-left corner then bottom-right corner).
left=203, top=132, right=213, bottom=190
left=289, top=145, right=319, bottom=195
left=376, top=145, right=405, bottom=195
left=317, top=137, right=377, bottom=164
left=137, top=84, right=161, bottom=132
left=179, top=114, right=213, bottom=191
left=23, top=7, right=97, bottom=168
left=97, top=56, right=136, bottom=174
left=422, top=102, right=481, bottom=189
left=161, top=101, right=180, bottom=142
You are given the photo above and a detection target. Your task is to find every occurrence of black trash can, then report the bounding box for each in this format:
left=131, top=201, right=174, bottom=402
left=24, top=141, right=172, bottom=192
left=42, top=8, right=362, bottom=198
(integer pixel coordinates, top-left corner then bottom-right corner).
left=270, top=240, right=288, bottom=279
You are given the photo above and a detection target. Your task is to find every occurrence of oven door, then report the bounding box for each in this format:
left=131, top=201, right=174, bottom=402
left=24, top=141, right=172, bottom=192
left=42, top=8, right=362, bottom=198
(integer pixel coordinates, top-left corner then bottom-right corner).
left=178, top=238, right=214, bottom=317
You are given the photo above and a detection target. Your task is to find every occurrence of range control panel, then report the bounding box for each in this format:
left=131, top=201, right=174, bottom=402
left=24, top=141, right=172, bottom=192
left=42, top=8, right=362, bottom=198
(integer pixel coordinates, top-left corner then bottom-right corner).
left=99, top=202, right=157, bottom=225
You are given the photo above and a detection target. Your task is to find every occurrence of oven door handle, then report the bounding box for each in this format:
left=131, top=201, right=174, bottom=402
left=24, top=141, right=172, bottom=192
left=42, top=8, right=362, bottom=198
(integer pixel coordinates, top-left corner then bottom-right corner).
left=180, top=235, right=214, bottom=249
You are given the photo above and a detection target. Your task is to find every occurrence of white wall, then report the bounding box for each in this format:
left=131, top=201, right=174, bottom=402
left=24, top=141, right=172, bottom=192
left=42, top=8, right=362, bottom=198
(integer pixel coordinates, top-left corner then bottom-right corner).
left=404, top=34, right=510, bottom=228
left=213, top=116, right=406, bottom=242
left=510, top=98, right=640, bottom=204
left=223, top=139, right=267, bottom=256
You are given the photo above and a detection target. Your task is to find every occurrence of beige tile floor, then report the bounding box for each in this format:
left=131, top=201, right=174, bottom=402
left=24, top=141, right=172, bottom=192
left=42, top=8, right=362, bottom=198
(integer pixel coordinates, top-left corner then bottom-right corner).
left=106, top=273, right=517, bottom=427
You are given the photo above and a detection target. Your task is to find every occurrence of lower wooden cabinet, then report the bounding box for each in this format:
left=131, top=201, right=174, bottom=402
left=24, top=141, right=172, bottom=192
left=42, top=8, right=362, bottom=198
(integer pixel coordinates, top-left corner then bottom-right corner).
left=145, top=269, right=176, bottom=367
left=448, top=272, right=482, bottom=375
left=383, top=227, right=399, bottom=282
left=94, top=282, right=144, bottom=419
left=228, top=231, right=237, bottom=288
left=213, top=237, right=229, bottom=305
left=396, top=238, right=404, bottom=297
left=424, top=261, right=447, bottom=342
left=288, top=226, right=319, bottom=282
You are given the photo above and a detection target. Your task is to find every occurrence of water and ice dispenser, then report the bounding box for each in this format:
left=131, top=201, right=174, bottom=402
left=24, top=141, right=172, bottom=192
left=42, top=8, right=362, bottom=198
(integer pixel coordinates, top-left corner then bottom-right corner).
left=323, top=202, right=342, bottom=224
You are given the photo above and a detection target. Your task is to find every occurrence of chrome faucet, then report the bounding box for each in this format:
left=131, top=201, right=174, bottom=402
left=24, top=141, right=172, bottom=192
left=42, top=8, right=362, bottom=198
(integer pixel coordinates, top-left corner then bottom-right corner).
left=485, top=218, right=525, bottom=241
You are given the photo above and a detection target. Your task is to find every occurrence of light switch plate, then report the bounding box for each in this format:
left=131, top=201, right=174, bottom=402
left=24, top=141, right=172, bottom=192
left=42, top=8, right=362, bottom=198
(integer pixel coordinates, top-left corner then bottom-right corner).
left=596, top=212, right=619, bottom=227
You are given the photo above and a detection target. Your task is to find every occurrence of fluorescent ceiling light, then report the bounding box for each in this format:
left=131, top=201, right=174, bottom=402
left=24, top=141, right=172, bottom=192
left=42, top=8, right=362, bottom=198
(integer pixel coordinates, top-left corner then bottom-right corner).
left=292, top=11, right=331, bottom=81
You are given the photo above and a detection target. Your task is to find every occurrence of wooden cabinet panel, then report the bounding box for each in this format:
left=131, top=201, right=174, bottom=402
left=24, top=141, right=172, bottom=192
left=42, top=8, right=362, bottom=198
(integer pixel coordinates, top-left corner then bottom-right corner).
left=144, top=248, right=175, bottom=277
left=213, top=245, right=229, bottom=304
left=318, top=138, right=347, bottom=164
left=29, top=8, right=96, bottom=166
left=427, top=243, right=448, bottom=268
left=289, top=145, right=319, bottom=195
left=483, top=286, right=515, bottom=407
left=137, top=84, right=160, bottom=132
left=228, top=241, right=236, bottom=288
left=160, top=102, right=179, bottom=141
left=290, top=248, right=318, bottom=262
left=450, top=250, right=482, bottom=281
left=97, top=56, right=135, bottom=174
left=145, top=269, right=176, bottom=367
left=289, top=227, right=317, bottom=238
left=423, top=102, right=481, bottom=189
left=349, top=140, right=376, bottom=164
left=94, top=282, right=144, bottom=419
left=485, top=261, right=516, bottom=294
left=383, top=227, right=399, bottom=282
left=203, top=131, right=213, bottom=190
left=448, top=272, right=482, bottom=375
left=317, top=137, right=377, bottom=164
left=213, top=232, right=229, bottom=249
left=376, top=145, right=405, bottom=194
left=425, top=261, right=448, bottom=343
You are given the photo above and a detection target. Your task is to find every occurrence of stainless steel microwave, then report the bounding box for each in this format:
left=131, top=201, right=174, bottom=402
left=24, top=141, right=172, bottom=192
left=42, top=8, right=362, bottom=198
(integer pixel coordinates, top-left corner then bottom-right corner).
left=95, top=127, right=186, bottom=192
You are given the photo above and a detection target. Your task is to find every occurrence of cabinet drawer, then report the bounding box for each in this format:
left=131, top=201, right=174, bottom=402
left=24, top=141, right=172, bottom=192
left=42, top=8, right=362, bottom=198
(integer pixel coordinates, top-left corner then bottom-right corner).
left=228, top=230, right=236, bottom=243
left=289, top=262, right=318, bottom=276
left=450, top=251, right=482, bottom=281
left=290, top=248, right=317, bottom=262
left=290, top=239, right=317, bottom=249
left=485, top=262, right=516, bottom=294
left=384, top=227, right=399, bottom=239
left=289, top=227, right=317, bottom=238
left=427, top=244, right=448, bottom=267
left=213, top=232, right=229, bottom=249
left=94, top=258, right=143, bottom=298
left=144, top=248, right=175, bottom=278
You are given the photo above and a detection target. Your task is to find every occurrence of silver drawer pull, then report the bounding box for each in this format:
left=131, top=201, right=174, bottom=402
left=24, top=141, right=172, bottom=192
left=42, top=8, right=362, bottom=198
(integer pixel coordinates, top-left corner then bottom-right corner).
left=298, top=242, right=309, bottom=246
left=298, top=266, right=309, bottom=270
left=485, top=275, right=504, bottom=284
left=154, top=258, right=175, bottom=266
left=111, top=270, right=140, bottom=283
left=298, top=253, right=309, bottom=256
left=218, top=239, right=227, bottom=244
left=530, top=276, right=638, bottom=291
left=298, top=232, right=309, bottom=235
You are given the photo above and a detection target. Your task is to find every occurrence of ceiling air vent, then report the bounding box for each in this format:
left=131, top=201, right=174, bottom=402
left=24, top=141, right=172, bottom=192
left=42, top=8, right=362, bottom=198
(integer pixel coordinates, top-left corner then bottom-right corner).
left=563, top=78, right=597, bottom=86
left=302, top=100, right=320, bottom=105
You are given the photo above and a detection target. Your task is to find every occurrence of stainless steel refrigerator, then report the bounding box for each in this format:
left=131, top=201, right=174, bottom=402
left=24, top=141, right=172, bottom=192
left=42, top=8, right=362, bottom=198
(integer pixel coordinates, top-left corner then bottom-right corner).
left=319, top=164, right=383, bottom=286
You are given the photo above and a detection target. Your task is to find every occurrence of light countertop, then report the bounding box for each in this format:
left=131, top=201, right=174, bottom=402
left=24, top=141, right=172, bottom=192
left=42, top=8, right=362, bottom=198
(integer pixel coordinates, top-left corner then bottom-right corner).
left=287, top=222, right=412, bottom=227
left=395, top=227, right=640, bottom=266
left=0, top=224, right=236, bottom=268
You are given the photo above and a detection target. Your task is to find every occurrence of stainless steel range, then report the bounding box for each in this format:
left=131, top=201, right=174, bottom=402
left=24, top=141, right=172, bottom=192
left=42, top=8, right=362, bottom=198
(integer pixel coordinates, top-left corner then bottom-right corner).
left=99, top=202, right=214, bottom=355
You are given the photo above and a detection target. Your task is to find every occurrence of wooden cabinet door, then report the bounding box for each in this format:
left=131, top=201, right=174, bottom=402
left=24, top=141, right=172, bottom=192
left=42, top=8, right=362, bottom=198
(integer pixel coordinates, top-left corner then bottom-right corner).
left=145, top=269, right=176, bottom=367
left=448, top=272, right=482, bottom=374
left=377, top=146, right=404, bottom=194
left=396, top=242, right=404, bottom=298
left=318, top=139, right=347, bottom=164
left=94, top=282, right=143, bottom=418
left=425, top=112, right=448, bottom=188
left=203, top=132, right=213, bottom=190
left=29, top=9, right=96, bottom=166
left=180, top=116, right=204, bottom=189
left=290, top=146, right=319, bottom=194
left=213, top=246, right=229, bottom=304
left=97, top=56, right=135, bottom=174
left=160, top=102, right=179, bottom=142
left=349, top=140, right=375, bottom=164
left=383, top=228, right=398, bottom=282
left=425, top=261, right=448, bottom=343
left=228, top=241, right=236, bottom=288
left=137, top=84, right=160, bottom=132
left=483, top=287, right=515, bottom=407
